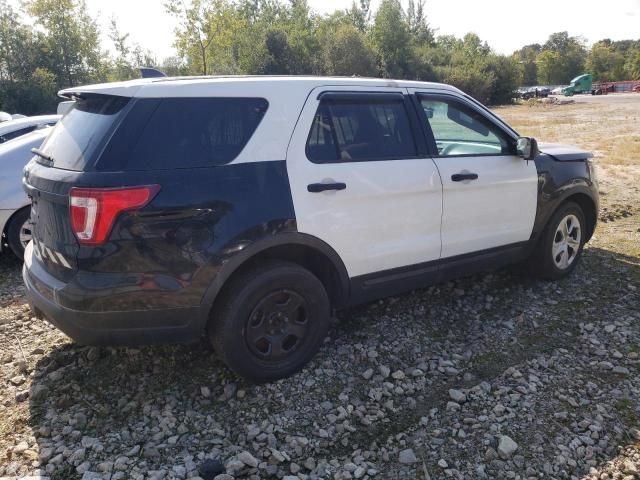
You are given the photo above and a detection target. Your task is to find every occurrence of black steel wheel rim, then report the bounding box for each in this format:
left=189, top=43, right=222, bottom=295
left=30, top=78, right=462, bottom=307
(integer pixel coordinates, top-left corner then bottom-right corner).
left=245, top=289, right=310, bottom=361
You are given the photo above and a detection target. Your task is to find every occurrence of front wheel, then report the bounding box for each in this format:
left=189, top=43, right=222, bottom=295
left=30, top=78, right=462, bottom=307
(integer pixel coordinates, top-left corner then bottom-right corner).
left=528, top=202, right=586, bottom=280
left=209, top=261, right=330, bottom=383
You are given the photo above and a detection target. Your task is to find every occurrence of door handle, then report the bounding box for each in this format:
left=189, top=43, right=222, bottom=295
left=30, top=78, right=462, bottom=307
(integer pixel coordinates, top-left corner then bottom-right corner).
left=307, top=182, right=347, bottom=193
left=451, top=173, right=479, bottom=182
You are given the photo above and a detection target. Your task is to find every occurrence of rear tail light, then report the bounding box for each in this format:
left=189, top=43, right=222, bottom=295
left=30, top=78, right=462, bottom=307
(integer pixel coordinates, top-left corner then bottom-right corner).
left=69, top=185, right=160, bottom=245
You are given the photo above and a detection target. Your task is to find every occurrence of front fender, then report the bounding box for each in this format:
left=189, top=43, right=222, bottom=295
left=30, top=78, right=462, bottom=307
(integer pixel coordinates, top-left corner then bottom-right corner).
left=531, top=153, right=599, bottom=242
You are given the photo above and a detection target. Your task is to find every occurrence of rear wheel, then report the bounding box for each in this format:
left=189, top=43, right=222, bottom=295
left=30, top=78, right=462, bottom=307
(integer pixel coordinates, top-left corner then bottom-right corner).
left=6, top=208, right=32, bottom=260
left=528, top=202, right=586, bottom=279
left=209, top=261, right=330, bottom=383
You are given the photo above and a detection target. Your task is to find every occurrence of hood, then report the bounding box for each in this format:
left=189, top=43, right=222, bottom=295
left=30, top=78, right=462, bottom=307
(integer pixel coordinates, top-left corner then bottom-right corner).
left=539, top=143, right=593, bottom=162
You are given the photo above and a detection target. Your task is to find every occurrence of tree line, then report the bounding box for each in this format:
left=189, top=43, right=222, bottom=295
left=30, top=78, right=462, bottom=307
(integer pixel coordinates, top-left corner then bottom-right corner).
left=2, top=0, right=640, bottom=116
left=514, top=33, right=640, bottom=86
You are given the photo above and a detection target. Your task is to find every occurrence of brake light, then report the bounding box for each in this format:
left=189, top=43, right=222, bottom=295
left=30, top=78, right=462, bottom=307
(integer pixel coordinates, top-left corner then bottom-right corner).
left=69, top=185, right=160, bottom=246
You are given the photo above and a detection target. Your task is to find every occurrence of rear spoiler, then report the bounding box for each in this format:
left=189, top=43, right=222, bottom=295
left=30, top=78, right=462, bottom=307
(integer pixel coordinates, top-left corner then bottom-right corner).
left=58, top=68, right=167, bottom=100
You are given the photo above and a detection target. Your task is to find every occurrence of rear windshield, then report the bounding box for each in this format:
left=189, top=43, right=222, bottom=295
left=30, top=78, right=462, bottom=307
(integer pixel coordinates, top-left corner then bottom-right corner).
left=38, top=95, right=129, bottom=171
left=126, top=97, right=268, bottom=170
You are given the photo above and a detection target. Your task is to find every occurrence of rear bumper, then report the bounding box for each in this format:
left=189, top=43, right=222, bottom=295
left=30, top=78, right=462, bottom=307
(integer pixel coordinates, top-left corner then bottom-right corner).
left=23, top=242, right=204, bottom=346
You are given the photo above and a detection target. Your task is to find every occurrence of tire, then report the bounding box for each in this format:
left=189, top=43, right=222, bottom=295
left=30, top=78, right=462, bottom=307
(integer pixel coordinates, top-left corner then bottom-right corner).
left=209, top=261, right=330, bottom=383
left=528, top=202, right=586, bottom=280
left=6, top=208, right=32, bottom=260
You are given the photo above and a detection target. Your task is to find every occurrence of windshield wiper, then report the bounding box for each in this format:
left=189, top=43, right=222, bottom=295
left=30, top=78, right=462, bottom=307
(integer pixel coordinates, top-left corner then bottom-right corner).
left=31, top=148, right=55, bottom=164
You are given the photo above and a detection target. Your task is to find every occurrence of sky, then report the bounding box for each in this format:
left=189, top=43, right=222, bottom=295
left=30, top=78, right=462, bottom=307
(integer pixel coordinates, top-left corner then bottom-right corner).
left=13, top=0, right=640, bottom=60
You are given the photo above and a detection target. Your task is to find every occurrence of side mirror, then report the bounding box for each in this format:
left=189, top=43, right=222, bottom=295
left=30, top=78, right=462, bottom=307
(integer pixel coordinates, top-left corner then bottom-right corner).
left=517, top=137, right=539, bottom=160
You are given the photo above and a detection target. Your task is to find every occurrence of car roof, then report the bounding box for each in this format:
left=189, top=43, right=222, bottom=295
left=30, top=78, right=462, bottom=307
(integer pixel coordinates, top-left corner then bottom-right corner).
left=59, top=75, right=461, bottom=99
left=0, top=115, right=61, bottom=135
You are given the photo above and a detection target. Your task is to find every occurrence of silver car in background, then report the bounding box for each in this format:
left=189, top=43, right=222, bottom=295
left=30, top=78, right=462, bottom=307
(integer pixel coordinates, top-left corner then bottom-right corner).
left=0, top=128, right=52, bottom=258
left=0, top=115, right=59, bottom=144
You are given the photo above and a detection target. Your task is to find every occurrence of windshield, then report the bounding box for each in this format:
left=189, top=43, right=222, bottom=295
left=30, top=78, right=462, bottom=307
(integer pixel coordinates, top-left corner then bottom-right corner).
left=38, top=94, right=129, bottom=171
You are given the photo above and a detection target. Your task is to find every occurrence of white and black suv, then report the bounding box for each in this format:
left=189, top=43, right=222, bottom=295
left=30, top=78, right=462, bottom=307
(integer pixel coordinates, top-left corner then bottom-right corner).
left=23, top=76, right=598, bottom=382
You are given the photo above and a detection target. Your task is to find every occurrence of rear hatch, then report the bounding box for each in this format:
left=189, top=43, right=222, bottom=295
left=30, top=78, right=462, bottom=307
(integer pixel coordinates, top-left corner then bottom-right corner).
left=23, top=94, right=130, bottom=281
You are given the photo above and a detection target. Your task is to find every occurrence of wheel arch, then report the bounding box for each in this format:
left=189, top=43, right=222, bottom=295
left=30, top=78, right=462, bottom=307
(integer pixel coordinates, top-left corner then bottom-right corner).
left=1, top=205, right=30, bottom=253
left=201, top=232, right=350, bottom=326
left=563, top=192, right=597, bottom=241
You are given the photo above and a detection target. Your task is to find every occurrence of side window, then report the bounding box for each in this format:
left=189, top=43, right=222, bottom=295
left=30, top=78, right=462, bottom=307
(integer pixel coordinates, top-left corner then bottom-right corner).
left=419, top=96, right=514, bottom=156
left=306, top=97, right=417, bottom=163
left=0, top=126, right=37, bottom=143
left=129, top=97, right=268, bottom=170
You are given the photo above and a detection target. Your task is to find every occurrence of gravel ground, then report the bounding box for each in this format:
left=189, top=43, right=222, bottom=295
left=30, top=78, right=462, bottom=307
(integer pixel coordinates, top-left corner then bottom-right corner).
left=1, top=100, right=640, bottom=480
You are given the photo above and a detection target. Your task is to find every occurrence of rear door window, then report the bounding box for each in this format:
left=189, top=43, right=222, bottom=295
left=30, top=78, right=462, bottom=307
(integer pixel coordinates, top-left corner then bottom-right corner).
left=38, top=95, right=129, bottom=171
left=306, top=96, right=417, bottom=163
left=128, top=97, right=268, bottom=170
left=0, top=125, right=37, bottom=143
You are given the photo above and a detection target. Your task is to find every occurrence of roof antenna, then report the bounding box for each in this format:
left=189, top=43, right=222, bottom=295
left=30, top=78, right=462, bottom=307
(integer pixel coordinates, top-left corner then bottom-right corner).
left=139, top=67, right=167, bottom=79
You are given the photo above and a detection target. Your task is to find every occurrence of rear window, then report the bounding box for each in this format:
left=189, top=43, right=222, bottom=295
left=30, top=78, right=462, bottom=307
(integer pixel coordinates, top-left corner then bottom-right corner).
left=127, top=97, right=268, bottom=170
left=39, top=95, right=129, bottom=171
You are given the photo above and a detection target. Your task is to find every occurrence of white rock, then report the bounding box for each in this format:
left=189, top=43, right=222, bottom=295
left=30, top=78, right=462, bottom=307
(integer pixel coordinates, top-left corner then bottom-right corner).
left=398, top=448, right=418, bottom=464
left=81, top=473, right=104, bottom=480
left=449, top=389, right=466, bottom=403
left=237, top=450, right=259, bottom=468
left=497, top=435, right=518, bottom=459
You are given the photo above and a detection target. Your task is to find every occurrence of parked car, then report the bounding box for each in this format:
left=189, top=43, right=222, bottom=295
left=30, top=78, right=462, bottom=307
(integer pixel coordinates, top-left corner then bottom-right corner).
left=22, top=76, right=599, bottom=382
left=536, top=87, right=551, bottom=97
left=0, top=115, right=60, bottom=144
left=517, top=87, right=549, bottom=100
left=1, top=128, right=51, bottom=258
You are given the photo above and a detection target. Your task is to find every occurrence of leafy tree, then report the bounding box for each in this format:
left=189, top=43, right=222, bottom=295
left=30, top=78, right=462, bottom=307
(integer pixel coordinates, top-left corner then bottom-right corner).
left=370, top=0, right=412, bottom=77
left=345, top=0, right=371, bottom=32
left=512, top=44, right=541, bottom=86
left=0, top=0, right=60, bottom=114
left=262, top=29, right=297, bottom=74
left=321, top=23, right=376, bottom=76
left=406, top=0, right=433, bottom=46
left=166, top=0, right=245, bottom=75
left=108, top=19, right=158, bottom=81
left=625, top=48, right=640, bottom=80
left=485, top=54, right=521, bottom=104
left=25, top=0, right=105, bottom=87
left=587, top=41, right=626, bottom=81
left=539, top=31, right=586, bottom=84
left=536, top=50, right=563, bottom=84
left=441, top=63, right=494, bottom=104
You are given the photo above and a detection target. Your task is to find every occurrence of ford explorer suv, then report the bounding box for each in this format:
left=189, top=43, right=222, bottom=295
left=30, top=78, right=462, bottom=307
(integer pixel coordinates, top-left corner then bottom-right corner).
left=22, top=76, right=598, bottom=382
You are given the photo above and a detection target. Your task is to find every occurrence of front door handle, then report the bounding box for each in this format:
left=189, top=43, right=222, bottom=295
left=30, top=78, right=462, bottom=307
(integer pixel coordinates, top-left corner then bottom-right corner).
left=451, top=173, right=478, bottom=182
left=307, top=182, right=347, bottom=193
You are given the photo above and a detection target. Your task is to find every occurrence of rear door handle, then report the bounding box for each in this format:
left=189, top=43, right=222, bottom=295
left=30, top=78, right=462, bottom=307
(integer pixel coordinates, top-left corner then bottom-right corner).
left=307, top=182, right=347, bottom=193
left=451, top=173, right=478, bottom=182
